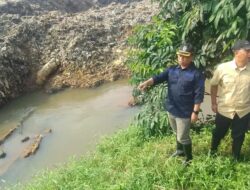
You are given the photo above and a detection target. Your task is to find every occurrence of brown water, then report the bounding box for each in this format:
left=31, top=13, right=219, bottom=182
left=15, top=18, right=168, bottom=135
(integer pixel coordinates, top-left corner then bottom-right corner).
left=0, top=80, right=139, bottom=187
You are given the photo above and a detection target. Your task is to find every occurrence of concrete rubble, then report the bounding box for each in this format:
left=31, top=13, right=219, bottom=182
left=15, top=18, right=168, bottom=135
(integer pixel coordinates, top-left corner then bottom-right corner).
left=21, top=128, right=52, bottom=158
left=22, top=134, right=43, bottom=158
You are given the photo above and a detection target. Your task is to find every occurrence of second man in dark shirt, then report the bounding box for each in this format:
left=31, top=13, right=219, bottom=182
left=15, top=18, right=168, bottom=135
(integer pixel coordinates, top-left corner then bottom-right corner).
left=138, top=43, right=205, bottom=165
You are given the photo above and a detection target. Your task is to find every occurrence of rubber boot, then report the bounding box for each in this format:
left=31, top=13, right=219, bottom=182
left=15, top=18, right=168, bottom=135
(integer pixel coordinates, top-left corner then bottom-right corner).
left=232, top=137, right=244, bottom=161
left=183, top=144, right=192, bottom=166
left=210, top=135, right=221, bottom=156
left=170, top=141, right=184, bottom=157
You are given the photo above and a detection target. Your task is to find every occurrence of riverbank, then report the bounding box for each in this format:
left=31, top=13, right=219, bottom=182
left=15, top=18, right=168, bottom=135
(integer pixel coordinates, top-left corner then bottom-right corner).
left=12, top=125, right=250, bottom=189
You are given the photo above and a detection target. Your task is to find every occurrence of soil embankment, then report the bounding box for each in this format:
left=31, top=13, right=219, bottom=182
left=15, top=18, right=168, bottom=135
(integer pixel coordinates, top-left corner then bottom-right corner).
left=0, top=0, right=159, bottom=106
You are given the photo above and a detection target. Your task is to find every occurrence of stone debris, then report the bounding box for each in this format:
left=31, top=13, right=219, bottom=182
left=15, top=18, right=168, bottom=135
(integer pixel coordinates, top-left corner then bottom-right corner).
left=44, top=128, right=52, bottom=134
left=36, top=58, right=60, bottom=85
left=128, top=96, right=137, bottom=107
left=22, top=134, right=43, bottom=158
left=0, top=128, right=17, bottom=145
left=21, top=128, right=52, bottom=158
left=21, top=136, right=30, bottom=142
left=0, top=149, right=6, bottom=159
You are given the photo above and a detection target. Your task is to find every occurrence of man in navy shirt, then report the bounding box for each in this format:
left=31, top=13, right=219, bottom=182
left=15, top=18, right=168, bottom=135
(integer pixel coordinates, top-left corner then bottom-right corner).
left=138, top=43, right=205, bottom=165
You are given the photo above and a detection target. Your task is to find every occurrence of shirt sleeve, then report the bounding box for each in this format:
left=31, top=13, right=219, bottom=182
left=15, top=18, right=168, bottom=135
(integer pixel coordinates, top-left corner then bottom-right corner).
left=152, top=68, right=169, bottom=85
left=194, top=70, right=205, bottom=104
left=210, top=66, right=221, bottom=86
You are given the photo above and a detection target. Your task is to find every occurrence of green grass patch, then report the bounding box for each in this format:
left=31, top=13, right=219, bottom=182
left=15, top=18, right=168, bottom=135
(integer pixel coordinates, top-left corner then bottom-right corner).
left=12, top=126, right=250, bottom=190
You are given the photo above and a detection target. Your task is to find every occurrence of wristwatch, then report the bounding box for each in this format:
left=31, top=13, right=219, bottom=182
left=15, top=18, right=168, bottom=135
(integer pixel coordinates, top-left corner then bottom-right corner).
left=193, top=110, right=199, bottom=115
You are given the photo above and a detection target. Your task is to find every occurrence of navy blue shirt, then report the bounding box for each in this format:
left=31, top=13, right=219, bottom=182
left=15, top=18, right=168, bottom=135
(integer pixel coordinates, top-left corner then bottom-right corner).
left=153, top=64, right=205, bottom=118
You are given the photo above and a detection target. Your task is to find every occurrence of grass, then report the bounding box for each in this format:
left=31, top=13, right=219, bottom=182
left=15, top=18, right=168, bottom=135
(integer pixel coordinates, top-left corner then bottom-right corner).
left=11, top=125, right=250, bottom=190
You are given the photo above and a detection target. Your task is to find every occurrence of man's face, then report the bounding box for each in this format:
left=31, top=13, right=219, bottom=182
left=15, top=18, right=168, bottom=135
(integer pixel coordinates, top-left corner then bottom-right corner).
left=234, top=49, right=250, bottom=63
left=177, top=54, right=193, bottom=67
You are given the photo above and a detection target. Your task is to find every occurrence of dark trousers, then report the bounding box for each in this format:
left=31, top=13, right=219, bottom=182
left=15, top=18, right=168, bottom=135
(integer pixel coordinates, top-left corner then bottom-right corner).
left=211, top=112, right=249, bottom=159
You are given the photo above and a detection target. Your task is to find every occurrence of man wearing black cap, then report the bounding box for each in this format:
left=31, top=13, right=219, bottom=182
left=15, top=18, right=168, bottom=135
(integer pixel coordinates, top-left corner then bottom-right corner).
left=210, top=40, right=250, bottom=160
left=138, top=43, right=205, bottom=165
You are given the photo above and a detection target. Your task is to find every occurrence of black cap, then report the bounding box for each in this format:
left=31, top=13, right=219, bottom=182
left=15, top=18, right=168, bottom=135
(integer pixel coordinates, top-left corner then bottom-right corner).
left=232, top=40, right=250, bottom=51
left=177, top=43, right=193, bottom=57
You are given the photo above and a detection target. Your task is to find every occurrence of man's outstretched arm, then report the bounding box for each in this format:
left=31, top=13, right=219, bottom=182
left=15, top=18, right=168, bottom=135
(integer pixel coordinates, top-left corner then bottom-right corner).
left=138, top=78, right=154, bottom=91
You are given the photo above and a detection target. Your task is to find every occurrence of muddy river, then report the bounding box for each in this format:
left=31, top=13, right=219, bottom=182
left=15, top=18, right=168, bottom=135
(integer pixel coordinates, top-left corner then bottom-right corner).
left=0, top=80, right=139, bottom=187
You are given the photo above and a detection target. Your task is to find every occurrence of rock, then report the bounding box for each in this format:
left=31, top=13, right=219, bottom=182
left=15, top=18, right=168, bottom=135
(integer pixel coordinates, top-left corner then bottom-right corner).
left=44, top=128, right=52, bottom=134
left=22, top=134, right=43, bottom=158
left=128, top=96, right=137, bottom=106
left=0, top=128, right=17, bottom=145
left=36, top=59, right=60, bottom=85
left=21, top=136, right=30, bottom=143
left=0, top=150, right=6, bottom=159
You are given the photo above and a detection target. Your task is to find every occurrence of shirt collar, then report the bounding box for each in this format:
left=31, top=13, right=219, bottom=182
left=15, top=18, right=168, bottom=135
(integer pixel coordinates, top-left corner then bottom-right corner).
left=177, top=63, right=194, bottom=70
left=232, top=59, right=237, bottom=69
left=232, top=59, right=247, bottom=71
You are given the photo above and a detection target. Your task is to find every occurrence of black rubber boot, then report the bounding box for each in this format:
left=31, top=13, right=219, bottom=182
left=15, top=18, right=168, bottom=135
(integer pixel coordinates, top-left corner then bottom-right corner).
left=210, top=135, right=221, bottom=156
left=170, top=141, right=184, bottom=157
left=183, top=144, right=192, bottom=166
left=232, top=137, right=244, bottom=161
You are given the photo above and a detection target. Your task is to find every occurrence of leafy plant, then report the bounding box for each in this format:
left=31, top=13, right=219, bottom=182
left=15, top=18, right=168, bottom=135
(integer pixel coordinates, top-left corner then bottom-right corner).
left=126, top=16, right=178, bottom=85
left=157, top=0, right=250, bottom=70
left=134, top=84, right=171, bottom=138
